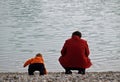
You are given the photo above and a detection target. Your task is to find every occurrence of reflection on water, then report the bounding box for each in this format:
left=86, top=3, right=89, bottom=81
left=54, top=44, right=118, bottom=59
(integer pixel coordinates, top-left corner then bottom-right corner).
left=0, top=0, right=120, bottom=72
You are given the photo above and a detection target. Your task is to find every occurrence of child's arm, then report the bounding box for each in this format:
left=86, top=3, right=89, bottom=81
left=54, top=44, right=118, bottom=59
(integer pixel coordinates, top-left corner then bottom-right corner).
left=23, top=58, right=33, bottom=67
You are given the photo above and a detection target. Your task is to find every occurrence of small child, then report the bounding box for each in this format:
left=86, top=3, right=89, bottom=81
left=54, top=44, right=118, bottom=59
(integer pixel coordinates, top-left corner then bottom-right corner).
left=23, top=53, right=47, bottom=75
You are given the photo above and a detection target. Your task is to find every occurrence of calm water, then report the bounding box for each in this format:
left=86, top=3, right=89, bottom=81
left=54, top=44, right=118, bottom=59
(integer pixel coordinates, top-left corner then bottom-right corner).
left=0, top=0, right=120, bottom=72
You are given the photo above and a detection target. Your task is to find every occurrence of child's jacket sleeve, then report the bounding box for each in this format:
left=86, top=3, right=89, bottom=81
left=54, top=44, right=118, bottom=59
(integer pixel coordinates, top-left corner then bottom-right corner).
left=23, top=58, right=33, bottom=67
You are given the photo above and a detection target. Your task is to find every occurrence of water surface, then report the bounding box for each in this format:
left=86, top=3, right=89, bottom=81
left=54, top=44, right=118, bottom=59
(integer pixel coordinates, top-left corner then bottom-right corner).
left=0, top=0, right=120, bottom=72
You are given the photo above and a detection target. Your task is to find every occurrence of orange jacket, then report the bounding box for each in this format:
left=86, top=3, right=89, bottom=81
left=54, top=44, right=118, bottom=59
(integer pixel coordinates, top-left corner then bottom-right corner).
left=23, top=56, right=44, bottom=67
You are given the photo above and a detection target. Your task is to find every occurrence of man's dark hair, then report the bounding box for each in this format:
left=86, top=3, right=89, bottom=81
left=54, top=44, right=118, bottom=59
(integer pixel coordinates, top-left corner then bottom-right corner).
left=72, top=31, right=82, bottom=38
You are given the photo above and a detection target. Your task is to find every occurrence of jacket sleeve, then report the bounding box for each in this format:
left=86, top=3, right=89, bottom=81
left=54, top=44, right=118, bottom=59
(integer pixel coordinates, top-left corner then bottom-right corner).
left=85, top=41, right=90, bottom=57
left=23, top=58, right=33, bottom=67
left=61, top=41, right=67, bottom=56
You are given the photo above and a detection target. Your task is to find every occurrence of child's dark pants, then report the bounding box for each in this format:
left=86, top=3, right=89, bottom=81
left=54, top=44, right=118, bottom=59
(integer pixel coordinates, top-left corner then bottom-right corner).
left=28, top=63, right=45, bottom=75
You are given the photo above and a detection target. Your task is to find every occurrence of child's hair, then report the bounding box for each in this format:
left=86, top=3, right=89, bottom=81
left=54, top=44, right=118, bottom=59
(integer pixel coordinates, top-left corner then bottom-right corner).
left=36, top=53, right=42, bottom=57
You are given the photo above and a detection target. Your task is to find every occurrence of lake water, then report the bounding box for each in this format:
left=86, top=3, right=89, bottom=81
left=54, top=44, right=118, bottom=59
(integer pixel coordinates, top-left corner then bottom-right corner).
left=0, top=0, right=120, bottom=72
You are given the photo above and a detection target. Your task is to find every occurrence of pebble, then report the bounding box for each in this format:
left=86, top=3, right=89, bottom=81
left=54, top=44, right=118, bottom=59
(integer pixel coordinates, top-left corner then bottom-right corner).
left=0, top=72, right=120, bottom=82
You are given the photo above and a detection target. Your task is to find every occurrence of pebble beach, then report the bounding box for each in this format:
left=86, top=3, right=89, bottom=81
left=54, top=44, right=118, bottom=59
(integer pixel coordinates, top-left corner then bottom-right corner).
left=0, top=72, right=120, bottom=82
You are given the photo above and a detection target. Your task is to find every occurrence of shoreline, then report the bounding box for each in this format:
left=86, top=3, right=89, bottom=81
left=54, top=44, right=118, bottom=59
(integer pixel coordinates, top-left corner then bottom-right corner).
left=0, top=71, right=120, bottom=82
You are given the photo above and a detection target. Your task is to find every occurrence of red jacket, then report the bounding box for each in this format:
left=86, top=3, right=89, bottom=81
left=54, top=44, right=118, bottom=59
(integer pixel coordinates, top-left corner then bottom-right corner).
left=59, top=35, right=92, bottom=68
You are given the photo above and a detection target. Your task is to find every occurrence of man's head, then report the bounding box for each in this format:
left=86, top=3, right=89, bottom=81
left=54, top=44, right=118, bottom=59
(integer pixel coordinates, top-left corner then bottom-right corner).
left=72, top=31, right=82, bottom=38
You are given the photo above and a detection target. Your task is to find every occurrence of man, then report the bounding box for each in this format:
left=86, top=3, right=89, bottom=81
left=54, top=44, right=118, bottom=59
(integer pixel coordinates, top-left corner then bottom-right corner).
left=59, top=31, right=92, bottom=74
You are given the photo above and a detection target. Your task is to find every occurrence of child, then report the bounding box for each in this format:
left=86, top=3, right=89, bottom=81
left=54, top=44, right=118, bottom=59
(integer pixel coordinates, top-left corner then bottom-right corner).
left=23, top=53, right=47, bottom=75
